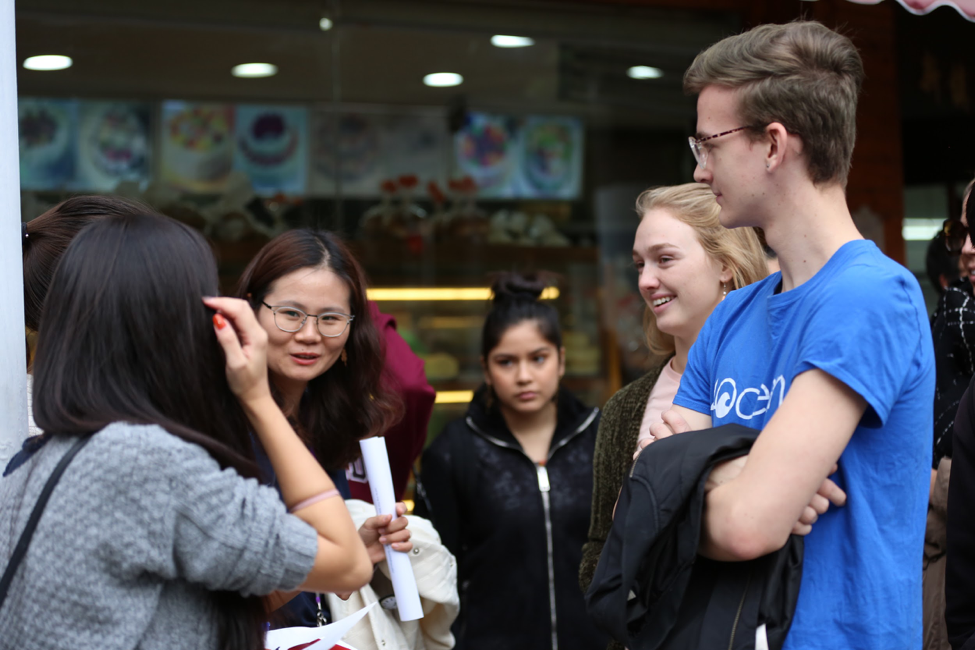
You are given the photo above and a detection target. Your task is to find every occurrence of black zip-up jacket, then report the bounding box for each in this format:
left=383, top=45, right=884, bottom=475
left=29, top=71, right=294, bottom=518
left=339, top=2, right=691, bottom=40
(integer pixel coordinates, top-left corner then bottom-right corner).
left=946, top=375, right=975, bottom=650
left=585, top=424, right=803, bottom=650
left=415, top=386, right=607, bottom=650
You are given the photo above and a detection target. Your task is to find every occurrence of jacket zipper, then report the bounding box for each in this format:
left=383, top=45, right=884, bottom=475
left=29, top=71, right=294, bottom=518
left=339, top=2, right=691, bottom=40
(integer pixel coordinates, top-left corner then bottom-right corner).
left=537, top=464, right=558, bottom=650
left=727, top=571, right=752, bottom=650
left=466, top=409, right=598, bottom=650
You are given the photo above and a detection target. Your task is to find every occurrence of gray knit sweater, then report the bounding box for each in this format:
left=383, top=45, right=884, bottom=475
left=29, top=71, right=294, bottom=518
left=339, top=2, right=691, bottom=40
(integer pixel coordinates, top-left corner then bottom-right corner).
left=0, top=422, right=319, bottom=650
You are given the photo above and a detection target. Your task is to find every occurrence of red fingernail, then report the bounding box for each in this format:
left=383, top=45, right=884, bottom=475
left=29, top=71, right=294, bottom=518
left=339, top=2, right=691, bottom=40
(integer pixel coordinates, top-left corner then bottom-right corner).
left=213, top=313, right=227, bottom=330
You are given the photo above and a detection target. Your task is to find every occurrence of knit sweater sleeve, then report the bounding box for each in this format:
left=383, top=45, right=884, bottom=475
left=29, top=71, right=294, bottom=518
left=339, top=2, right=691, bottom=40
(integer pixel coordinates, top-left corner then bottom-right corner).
left=579, top=367, right=663, bottom=594
left=99, top=423, right=319, bottom=597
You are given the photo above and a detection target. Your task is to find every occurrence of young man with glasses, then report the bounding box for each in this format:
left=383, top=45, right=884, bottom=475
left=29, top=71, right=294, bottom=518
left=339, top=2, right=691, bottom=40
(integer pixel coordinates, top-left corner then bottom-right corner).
left=651, top=21, right=934, bottom=649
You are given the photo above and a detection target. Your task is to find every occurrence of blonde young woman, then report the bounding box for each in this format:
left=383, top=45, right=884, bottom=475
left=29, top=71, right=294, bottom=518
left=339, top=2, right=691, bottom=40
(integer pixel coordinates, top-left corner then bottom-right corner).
left=578, top=183, right=767, bottom=632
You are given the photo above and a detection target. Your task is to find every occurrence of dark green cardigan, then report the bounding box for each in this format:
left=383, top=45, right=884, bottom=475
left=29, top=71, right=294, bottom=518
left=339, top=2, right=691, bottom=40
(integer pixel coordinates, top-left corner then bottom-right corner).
left=579, top=359, right=672, bottom=650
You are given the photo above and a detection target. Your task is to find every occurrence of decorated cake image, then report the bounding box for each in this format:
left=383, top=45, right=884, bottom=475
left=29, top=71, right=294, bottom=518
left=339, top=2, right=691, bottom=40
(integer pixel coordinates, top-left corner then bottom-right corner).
left=234, top=105, right=307, bottom=194
left=523, top=119, right=576, bottom=193
left=162, top=103, right=233, bottom=190
left=238, top=112, right=299, bottom=168
left=454, top=112, right=517, bottom=196
left=312, top=113, right=380, bottom=184
left=87, top=104, right=148, bottom=177
left=19, top=99, right=76, bottom=190
left=19, top=101, right=71, bottom=171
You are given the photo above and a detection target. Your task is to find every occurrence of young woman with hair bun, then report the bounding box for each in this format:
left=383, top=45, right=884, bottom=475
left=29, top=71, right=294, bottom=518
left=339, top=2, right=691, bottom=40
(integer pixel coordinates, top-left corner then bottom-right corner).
left=416, top=272, right=606, bottom=650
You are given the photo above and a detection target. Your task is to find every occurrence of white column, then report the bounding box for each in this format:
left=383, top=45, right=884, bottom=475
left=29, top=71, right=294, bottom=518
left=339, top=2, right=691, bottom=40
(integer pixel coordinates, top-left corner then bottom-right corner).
left=0, top=0, right=27, bottom=467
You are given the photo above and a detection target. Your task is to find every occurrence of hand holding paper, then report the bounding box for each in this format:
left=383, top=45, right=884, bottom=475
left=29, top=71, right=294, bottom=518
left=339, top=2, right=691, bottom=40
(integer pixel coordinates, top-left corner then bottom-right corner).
left=358, top=437, right=424, bottom=622
left=358, top=502, right=412, bottom=565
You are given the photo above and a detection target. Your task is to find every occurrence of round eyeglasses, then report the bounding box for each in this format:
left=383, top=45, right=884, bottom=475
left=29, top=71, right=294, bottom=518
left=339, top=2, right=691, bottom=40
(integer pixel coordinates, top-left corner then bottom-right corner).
left=262, top=302, right=354, bottom=338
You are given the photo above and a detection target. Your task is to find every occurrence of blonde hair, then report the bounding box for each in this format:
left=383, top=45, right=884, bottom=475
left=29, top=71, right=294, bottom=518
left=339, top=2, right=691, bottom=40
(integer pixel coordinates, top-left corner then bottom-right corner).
left=684, top=21, right=864, bottom=187
left=635, top=183, right=768, bottom=358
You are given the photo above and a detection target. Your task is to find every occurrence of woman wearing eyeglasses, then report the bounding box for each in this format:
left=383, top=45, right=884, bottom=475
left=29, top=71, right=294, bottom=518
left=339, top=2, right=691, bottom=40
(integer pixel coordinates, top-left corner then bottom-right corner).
left=235, top=229, right=411, bottom=627
left=928, top=178, right=975, bottom=650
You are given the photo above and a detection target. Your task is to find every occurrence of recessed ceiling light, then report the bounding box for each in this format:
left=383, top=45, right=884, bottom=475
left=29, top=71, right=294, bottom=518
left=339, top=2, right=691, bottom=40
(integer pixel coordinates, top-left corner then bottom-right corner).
left=23, top=55, right=72, bottom=71
left=232, top=63, right=278, bottom=78
left=319, top=17, right=333, bottom=31
left=491, top=35, right=535, bottom=48
left=628, top=65, right=663, bottom=80
left=423, top=72, right=463, bottom=88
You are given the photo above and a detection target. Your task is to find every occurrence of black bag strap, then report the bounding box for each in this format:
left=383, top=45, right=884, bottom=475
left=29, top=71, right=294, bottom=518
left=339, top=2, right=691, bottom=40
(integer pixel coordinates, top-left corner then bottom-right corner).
left=0, top=434, right=94, bottom=609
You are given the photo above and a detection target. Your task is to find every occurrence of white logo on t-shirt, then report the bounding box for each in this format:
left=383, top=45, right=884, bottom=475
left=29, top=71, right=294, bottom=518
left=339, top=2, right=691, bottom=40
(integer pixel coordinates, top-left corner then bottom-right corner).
left=711, top=375, right=786, bottom=420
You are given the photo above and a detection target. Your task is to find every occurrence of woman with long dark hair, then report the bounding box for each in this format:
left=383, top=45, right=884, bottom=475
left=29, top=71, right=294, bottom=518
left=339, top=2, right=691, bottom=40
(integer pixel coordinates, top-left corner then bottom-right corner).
left=1, top=213, right=372, bottom=649
left=21, top=195, right=151, bottom=437
left=236, top=229, right=410, bottom=625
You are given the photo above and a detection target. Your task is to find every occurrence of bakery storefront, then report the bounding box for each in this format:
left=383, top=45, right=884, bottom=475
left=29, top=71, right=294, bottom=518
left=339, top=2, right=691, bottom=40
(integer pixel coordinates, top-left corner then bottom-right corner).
left=14, top=0, right=955, bottom=446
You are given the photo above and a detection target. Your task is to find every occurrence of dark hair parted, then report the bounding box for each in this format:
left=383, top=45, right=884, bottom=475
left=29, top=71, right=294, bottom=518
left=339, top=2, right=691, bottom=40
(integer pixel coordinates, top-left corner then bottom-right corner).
left=236, top=229, right=402, bottom=469
left=32, top=213, right=267, bottom=650
left=684, top=21, right=864, bottom=186
left=23, top=195, right=151, bottom=332
left=482, top=272, right=562, bottom=358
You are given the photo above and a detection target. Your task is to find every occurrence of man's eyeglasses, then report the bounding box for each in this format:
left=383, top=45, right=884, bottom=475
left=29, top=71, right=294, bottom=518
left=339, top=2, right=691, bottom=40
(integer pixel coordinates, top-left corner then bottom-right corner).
left=262, top=302, right=354, bottom=337
left=688, top=125, right=764, bottom=170
left=943, top=219, right=970, bottom=254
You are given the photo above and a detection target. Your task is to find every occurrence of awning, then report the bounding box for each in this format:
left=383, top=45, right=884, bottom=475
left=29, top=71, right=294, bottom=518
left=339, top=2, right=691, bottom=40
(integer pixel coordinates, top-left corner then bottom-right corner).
left=847, top=0, right=975, bottom=21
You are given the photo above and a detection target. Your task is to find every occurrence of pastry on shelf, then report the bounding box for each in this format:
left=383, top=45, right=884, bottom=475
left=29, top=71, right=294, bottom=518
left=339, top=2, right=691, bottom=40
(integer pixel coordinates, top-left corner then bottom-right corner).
left=359, top=179, right=398, bottom=239
left=444, top=176, right=488, bottom=242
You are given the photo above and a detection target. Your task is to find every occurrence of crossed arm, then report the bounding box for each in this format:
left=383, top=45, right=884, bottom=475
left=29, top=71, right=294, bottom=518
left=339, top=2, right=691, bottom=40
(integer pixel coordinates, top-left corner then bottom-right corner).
left=650, top=369, right=866, bottom=561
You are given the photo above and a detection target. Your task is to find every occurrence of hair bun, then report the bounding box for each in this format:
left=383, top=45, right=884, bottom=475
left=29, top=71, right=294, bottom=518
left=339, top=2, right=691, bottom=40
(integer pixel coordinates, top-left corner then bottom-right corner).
left=489, top=272, right=552, bottom=304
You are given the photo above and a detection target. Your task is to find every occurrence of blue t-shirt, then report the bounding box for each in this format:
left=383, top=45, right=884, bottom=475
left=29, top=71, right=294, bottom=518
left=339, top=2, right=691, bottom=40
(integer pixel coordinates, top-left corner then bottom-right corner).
left=674, top=240, right=934, bottom=650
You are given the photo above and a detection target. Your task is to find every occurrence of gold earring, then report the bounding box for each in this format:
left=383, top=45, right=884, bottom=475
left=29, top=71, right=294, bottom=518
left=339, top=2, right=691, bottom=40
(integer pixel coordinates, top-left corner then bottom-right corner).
left=341, top=348, right=348, bottom=365
left=721, top=283, right=728, bottom=300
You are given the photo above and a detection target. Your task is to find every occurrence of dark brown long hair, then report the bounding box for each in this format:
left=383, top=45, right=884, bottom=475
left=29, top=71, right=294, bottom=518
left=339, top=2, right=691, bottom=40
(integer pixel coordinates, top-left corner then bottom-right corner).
left=23, top=195, right=152, bottom=368
left=32, top=213, right=267, bottom=650
left=236, top=229, right=402, bottom=469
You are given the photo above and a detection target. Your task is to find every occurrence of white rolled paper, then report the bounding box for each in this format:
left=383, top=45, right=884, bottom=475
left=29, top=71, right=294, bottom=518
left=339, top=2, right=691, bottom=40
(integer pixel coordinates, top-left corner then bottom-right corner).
left=358, top=437, right=424, bottom=622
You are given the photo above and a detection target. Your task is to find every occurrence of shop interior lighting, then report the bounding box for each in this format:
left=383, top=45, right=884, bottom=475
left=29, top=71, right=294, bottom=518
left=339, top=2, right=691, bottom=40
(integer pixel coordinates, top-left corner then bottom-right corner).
left=491, top=35, right=535, bottom=48
left=319, top=17, right=333, bottom=31
left=435, top=390, right=475, bottom=404
left=367, top=287, right=559, bottom=301
left=232, top=63, right=278, bottom=78
left=23, top=55, right=72, bottom=71
left=423, top=72, right=464, bottom=88
left=902, top=218, right=946, bottom=241
left=628, top=65, right=663, bottom=80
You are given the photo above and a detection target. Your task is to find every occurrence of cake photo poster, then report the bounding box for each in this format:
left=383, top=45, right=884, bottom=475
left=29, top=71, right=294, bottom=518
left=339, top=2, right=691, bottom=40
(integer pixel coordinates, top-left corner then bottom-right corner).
left=514, top=115, right=583, bottom=199
left=452, top=112, right=584, bottom=199
left=382, top=113, right=448, bottom=189
left=453, top=111, right=521, bottom=198
left=160, top=101, right=234, bottom=193
left=233, top=104, right=308, bottom=195
left=76, top=100, right=151, bottom=191
left=18, top=98, right=78, bottom=191
left=308, top=110, right=384, bottom=197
